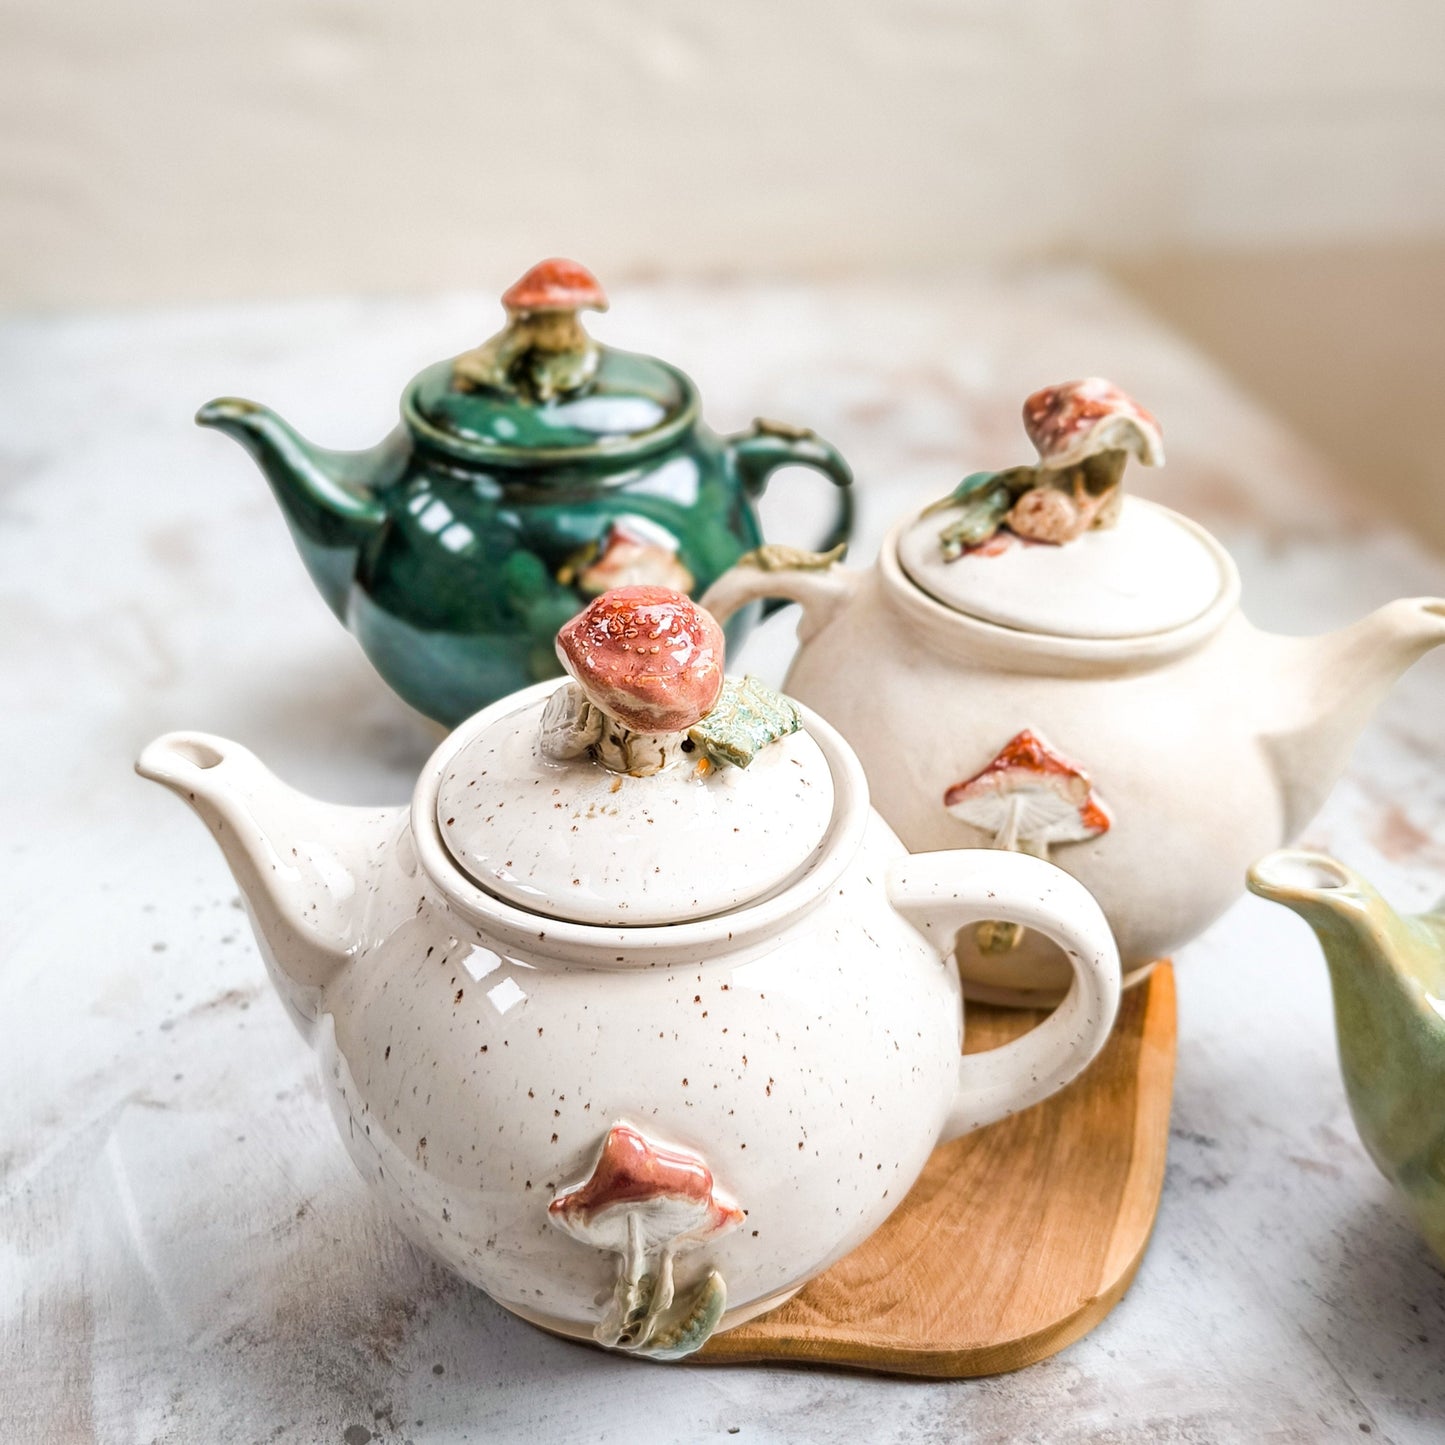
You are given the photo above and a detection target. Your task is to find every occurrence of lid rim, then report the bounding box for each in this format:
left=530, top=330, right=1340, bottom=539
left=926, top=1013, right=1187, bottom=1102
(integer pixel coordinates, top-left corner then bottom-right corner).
left=403, top=352, right=701, bottom=468
left=409, top=682, right=871, bottom=960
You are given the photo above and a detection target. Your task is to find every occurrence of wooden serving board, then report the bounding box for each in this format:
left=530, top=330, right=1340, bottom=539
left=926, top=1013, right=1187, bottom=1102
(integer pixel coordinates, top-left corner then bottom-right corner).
left=698, top=963, right=1176, bottom=1377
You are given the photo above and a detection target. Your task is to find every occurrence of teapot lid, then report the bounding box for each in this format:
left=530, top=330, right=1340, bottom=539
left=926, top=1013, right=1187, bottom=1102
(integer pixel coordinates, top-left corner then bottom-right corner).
left=433, top=587, right=835, bottom=926
left=896, top=379, right=1225, bottom=639
left=403, top=259, right=696, bottom=466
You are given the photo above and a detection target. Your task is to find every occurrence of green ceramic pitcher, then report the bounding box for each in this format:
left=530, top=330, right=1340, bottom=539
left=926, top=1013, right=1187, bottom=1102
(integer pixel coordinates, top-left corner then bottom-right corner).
left=1248, top=850, right=1445, bottom=1263
left=198, top=259, right=853, bottom=726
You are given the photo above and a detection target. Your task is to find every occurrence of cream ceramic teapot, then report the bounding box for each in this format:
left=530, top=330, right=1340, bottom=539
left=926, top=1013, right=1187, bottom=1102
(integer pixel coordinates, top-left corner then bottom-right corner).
left=136, top=587, right=1119, bottom=1361
left=702, top=380, right=1445, bottom=1003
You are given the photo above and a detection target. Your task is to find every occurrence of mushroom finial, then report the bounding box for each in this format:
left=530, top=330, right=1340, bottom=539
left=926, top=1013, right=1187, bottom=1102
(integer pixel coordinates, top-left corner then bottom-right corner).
left=943, top=729, right=1112, bottom=952
left=928, top=378, right=1165, bottom=556
left=556, top=585, right=725, bottom=735
left=543, top=584, right=802, bottom=774
left=1022, top=378, right=1164, bottom=472
left=453, top=258, right=610, bottom=400
left=549, top=1122, right=743, bottom=1356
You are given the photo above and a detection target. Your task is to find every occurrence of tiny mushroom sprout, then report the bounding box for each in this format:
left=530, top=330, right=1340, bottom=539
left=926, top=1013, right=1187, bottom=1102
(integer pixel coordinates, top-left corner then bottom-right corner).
left=944, top=729, right=1113, bottom=953
left=929, top=377, right=1165, bottom=555
left=549, top=1122, right=744, bottom=1356
left=453, top=257, right=610, bottom=400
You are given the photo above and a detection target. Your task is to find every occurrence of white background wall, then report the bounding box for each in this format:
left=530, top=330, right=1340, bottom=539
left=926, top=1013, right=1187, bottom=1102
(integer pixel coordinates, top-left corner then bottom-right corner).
left=3, top=0, right=1443, bottom=309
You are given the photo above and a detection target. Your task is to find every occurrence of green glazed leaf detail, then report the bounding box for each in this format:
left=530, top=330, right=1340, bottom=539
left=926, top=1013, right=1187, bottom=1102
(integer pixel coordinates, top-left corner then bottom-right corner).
left=688, top=676, right=802, bottom=769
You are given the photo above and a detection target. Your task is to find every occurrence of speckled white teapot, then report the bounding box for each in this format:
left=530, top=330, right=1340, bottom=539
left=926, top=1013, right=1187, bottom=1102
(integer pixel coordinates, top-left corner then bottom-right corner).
left=136, top=587, right=1119, bottom=1361
left=702, top=380, right=1445, bottom=1002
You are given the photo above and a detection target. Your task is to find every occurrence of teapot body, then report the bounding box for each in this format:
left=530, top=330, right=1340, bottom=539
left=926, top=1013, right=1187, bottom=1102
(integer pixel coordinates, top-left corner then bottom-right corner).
left=716, top=551, right=1277, bottom=998
left=349, top=420, right=768, bottom=726
left=137, top=676, right=1119, bottom=1358
left=317, top=808, right=962, bottom=1339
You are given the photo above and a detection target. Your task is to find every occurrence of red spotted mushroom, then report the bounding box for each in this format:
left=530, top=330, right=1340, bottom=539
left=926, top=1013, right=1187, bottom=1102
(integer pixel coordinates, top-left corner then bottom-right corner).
left=1007, top=378, right=1164, bottom=543
left=1022, top=378, right=1164, bottom=472
left=929, top=378, right=1165, bottom=557
left=454, top=258, right=610, bottom=400
left=944, top=730, right=1112, bottom=951
left=549, top=1122, right=744, bottom=1352
left=556, top=585, right=724, bottom=735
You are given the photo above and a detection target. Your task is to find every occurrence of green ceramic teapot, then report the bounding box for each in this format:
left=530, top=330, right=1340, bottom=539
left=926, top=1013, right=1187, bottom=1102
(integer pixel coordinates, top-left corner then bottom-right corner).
left=198, top=259, right=853, bottom=725
left=1248, top=850, right=1445, bottom=1262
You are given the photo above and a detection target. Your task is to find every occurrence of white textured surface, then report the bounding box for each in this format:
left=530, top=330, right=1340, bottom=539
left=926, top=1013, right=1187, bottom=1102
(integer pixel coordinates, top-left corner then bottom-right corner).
left=3, top=270, right=1445, bottom=1442
left=897, top=496, right=1225, bottom=638
left=4, top=2, right=1445, bottom=307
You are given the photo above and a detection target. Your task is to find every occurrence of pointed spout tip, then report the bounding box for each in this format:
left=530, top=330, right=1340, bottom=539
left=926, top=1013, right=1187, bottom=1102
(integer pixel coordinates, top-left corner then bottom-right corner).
left=136, top=731, right=232, bottom=795
left=195, top=396, right=265, bottom=431
left=1389, top=596, right=1445, bottom=646
left=1248, top=848, right=1359, bottom=907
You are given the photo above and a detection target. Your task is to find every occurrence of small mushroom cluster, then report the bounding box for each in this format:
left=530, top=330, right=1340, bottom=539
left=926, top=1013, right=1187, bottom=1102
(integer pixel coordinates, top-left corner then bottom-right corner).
left=542, top=585, right=800, bottom=776
left=453, top=257, right=609, bottom=401
left=927, top=378, right=1164, bottom=559
left=549, top=1122, right=743, bottom=1358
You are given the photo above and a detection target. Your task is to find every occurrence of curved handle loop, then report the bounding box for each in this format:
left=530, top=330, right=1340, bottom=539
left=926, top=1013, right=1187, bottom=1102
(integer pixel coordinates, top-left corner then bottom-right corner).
left=699, top=555, right=860, bottom=645
left=725, top=419, right=854, bottom=615
left=887, top=850, right=1120, bottom=1141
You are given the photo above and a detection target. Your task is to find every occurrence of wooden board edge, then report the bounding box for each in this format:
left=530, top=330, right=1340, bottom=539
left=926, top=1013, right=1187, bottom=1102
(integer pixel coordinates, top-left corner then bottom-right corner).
left=1099, top=961, right=1177, bottom=1284
left=695, top=1231, right=1155, bottom=1378
left=694, top=964, right=1178, bottom=1378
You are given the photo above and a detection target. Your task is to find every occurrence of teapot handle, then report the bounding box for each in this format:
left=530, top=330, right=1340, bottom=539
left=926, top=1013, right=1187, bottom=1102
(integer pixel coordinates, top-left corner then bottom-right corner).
left=699, top=553, right=860, bottom=644
left=886, top=850, right=1120, bottom=1141
left=725, top=419, right=854, bottom=615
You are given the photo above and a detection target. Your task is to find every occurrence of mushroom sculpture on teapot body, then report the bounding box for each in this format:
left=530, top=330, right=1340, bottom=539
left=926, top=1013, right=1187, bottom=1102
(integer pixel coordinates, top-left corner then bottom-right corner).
left=549, top=1123, right=743, bottom=1357
left=135, top=585, right=1122, bottom=1359
left=700, top=380, right=1445, bottom=1003
left=945, top=731, right=1113, bottom=954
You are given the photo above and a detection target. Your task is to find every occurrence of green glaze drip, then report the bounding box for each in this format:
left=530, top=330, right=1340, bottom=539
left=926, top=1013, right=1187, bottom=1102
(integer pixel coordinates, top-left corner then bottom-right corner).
left=1249, top=853, right=1445, bottom=1261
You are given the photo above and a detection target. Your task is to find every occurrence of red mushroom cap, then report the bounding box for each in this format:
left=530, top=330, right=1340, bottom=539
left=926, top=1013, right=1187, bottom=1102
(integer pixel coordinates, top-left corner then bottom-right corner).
left=943, top=729, right=1112, bottom=845
left=556, top=586, right=724, bottom=733
left=1022, top=378, right=1164, bottom=471
left=501, top=258, right=609, bottom=315
left=548, top=1124, right=744, bottom=1253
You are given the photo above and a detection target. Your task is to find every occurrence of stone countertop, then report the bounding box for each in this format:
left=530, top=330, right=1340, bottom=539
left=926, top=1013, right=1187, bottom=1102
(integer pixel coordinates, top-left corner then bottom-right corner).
left=2, top=270, right=1443, bottom=1444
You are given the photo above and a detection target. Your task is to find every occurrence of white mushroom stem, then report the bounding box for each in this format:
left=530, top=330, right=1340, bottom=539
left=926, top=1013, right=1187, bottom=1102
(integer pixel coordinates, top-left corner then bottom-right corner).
left=994, top=794, right=1025, bottom=854
left=597, top=1211, right=650, bottom=1349
left=539, top=682, right=688, bottom=777
left=653, top=1245, right=677, bottom=1320
left=592, top=718, right=688, bottom=778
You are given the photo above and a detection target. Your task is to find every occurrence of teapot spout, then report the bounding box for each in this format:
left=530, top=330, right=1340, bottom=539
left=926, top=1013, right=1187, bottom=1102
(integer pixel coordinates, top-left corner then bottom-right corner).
left=137, top=732, right=400, bottom=1037
left=1257, top=598, right=1445, bottom=838
left=1249, top=849, right=1445, bottom=1191
left=196, top=398, right=402, bottom=619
